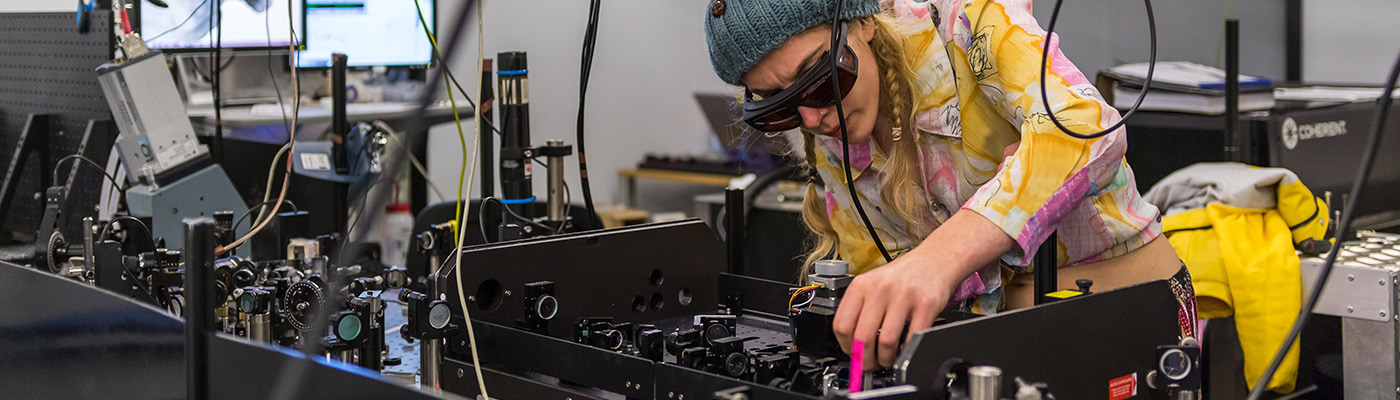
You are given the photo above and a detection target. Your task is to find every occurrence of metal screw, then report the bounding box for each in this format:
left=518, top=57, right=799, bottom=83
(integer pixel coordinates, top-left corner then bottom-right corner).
left=33, top=192, right=41, bottom=200
left=1349, top=274, right=1356, bottom=281
left=504, top=290, right=512, bottom=297
left=457, top=368, right=464, bottom=378
left=468, top=295, right=476, bottom=302
left=626, top=381, right=632, bottom=388
left=668, top=392, right=675, bottom=399
left=679, top=395, right=685, bottom=400
left=1348, top=306, right=1355, bottom=313
left=635, top=384, right=642, bottom=389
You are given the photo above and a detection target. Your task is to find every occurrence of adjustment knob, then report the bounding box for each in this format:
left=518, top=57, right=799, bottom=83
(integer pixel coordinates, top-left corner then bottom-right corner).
left=814, top=260, right=849, bottom=277
left=1076, top=279, right=1093, bottom=294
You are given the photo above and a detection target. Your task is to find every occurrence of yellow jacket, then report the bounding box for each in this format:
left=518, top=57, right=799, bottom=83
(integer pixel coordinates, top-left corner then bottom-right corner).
left=1144, top=163, right=1330, bottom=393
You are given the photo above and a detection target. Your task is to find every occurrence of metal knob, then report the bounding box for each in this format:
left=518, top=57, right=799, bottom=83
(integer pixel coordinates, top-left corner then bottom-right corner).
left=814, top=260, right=849, bottom=277
left=969, top=366, right=1003, bottom=400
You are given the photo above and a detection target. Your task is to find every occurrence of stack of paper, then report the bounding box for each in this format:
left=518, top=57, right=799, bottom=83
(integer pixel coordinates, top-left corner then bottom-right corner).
left=1102, top=61, right=1275, bottom=115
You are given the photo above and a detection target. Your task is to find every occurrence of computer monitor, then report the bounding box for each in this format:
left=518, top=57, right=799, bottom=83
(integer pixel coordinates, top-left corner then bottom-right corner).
left=139, top=0, right=304, bottom=50
left=296, top=0, right=435, bottom=68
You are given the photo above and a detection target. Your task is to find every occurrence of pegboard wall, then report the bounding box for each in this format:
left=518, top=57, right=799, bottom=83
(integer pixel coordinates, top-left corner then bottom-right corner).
left=0, top=11, right=116, bottom=243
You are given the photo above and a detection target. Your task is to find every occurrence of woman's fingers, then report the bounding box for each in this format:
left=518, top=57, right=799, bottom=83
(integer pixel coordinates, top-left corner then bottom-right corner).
left=852, top=283, right=888, bottom=368
left=906, top=302, right=938, bottom=344
left=875, top=300, right=910, bottom=368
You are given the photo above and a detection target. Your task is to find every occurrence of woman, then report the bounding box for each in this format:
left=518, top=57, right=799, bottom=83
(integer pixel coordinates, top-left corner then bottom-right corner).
left=703, top=0, right=1194, bottom=369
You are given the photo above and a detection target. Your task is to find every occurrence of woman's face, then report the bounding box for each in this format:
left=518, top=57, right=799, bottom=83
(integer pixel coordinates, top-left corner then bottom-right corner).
left=742, top=20, right=881, bottom=144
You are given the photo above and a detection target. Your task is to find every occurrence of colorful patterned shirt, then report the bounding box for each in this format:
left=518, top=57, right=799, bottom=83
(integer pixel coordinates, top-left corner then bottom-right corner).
left=809, top=0, right=1162, bottom=313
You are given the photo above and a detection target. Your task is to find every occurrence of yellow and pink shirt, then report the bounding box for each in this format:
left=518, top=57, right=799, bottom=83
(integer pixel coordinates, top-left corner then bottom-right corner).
left=809, top=0, right=1162, bottom=313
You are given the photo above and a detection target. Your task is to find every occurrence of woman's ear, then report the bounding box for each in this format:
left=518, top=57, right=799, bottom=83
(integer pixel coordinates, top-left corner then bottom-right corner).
left=854, top=16, right=877, bottom=44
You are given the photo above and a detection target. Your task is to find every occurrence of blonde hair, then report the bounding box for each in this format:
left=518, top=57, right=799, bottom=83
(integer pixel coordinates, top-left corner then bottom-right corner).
left=798, top=13, right=930, bottom=280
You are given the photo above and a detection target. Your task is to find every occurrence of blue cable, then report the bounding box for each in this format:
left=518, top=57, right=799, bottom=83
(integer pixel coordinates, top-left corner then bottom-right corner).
left=499, top=196, right=535, bottom=205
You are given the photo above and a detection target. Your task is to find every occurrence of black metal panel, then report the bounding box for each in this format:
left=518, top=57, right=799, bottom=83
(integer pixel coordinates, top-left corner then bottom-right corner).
left=452, top=320, right=656, bottom=398
left=0, top=12, right=115, bottom=243
left=897, top=280, right=1180, bottom=400
left=406, top=200, right=595, bottom=282
left=655, top=363, right=818, bottom=400
left=0, top=259, right=185, bottom=399
left=437, top=219, right=723, bottom=340
left=719, top=272, right=796, bottom=319
left=441, top=358, right=609, bottom=400
left=206, top=338, right=450, bottom=400
left=0, top=261, right=457, bottom=400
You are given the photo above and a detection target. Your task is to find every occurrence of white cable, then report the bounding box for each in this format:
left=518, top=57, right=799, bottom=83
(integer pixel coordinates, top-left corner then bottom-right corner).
left=217, top=0, right=297, bottom=255
left=254, top=142, right=293, bottom=223
left=449, top=1, right=490, bottom=397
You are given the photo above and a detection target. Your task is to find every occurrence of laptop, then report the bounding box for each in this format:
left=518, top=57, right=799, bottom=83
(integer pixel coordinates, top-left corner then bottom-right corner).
left=693, top=92, right=747, bottom=149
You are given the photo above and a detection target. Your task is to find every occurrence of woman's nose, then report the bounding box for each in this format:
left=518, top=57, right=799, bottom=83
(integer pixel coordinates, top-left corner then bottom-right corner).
left=797, top=106, right=828, bottom=130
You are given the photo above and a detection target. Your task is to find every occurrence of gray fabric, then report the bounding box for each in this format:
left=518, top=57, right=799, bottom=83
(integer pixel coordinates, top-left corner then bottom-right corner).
left=1143, top=162, right=1303, bottom=217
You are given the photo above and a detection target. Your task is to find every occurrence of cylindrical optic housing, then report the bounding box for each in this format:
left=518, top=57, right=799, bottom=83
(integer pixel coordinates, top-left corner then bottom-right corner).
left=248, top=313, right=271, bottom=343
left=546, top=139, right=566, bottom=221
left=968, top=365, right=1003, bottom=400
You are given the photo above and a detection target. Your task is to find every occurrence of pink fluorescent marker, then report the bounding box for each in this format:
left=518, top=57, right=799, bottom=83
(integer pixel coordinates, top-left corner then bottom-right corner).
left=850, top=339, right=864, bottom=393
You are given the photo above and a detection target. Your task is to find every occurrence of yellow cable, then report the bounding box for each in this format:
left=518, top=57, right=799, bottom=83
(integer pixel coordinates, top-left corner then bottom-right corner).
left=415, top=1, right=491, bottom=398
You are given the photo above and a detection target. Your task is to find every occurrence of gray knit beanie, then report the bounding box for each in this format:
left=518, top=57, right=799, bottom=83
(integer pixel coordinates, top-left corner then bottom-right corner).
left=704, top=0, right=883, bottom=86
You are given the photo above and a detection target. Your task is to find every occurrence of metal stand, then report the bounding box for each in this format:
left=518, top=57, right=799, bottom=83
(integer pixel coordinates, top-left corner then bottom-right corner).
left=331, top=54, right=350, bottom=239
left=725, top=187, right=746, bottom=276
left=1034, top=232, right=1059, bottom=305
left=183, top=218, right=217, bottom=400
left=0, top=114, right=52, bottom=223
left=1224, top=19, right=1242, bottom=162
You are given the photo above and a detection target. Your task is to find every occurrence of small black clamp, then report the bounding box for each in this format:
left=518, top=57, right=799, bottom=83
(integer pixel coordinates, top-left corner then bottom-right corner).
left=399, top=289, right=459, bottom=341
left=538, top=142, right=574, bottom=157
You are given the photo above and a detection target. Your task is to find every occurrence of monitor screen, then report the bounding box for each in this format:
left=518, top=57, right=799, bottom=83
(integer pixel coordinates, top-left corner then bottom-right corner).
left=297, top=0, right=435, bottom=68
left=140, top=0, right=304, bottom=50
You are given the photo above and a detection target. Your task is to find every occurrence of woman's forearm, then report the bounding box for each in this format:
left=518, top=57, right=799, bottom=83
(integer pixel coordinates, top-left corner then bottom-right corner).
left=908, top=209, right=1016, bottom=289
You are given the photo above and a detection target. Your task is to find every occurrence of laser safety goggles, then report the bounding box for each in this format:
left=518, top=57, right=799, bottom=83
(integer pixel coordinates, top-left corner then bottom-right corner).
left=741, top=23, right=859, bottom=132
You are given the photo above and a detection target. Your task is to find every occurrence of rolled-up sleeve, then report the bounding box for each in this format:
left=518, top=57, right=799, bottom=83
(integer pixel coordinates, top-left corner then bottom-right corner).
left=958, top=0, right=1128, bottom=266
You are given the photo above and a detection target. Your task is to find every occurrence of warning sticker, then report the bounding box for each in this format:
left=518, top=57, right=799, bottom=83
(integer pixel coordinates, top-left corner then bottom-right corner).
left=1109, top=373, right=1138, bottom=400
left=301, top=153, right=332, bottom=171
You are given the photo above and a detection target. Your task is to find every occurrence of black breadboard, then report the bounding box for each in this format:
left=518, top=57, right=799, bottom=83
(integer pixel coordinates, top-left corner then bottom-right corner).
left=0, top=11, right=116, bottom=244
